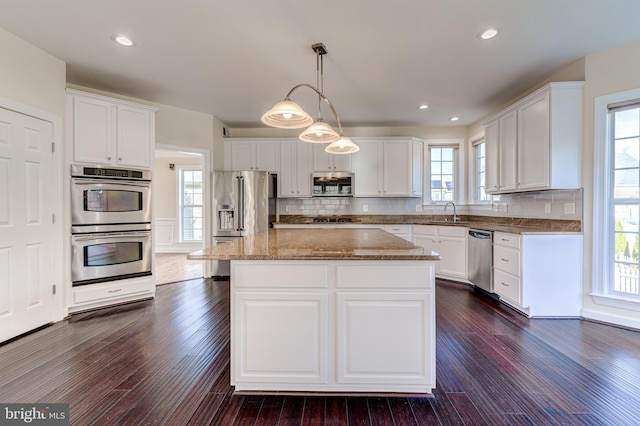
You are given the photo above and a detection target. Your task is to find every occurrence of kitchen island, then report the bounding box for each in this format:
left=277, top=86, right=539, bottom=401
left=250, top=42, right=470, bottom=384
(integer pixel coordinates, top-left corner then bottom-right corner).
left=188, top=228, right=440, bottom=395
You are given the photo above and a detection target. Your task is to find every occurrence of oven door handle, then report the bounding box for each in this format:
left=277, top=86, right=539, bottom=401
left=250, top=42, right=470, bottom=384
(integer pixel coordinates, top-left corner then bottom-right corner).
left=72, top=232, right=151, bottom=241
left=73, top=180, right=150, bottom=188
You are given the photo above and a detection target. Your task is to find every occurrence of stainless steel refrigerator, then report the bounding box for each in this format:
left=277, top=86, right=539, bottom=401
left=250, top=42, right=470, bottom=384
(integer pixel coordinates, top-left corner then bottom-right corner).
left=212, top=170, right=276, bottom=278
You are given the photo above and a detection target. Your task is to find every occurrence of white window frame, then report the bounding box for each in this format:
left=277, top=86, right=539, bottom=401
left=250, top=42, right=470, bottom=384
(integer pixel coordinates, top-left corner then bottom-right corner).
left=472, top=137, right=489, bottom=204
left=593, top=87, right=640, bottom=312
left=177, top=165, right=204, bottom=242
left=424, top=140, right=464, bottom=205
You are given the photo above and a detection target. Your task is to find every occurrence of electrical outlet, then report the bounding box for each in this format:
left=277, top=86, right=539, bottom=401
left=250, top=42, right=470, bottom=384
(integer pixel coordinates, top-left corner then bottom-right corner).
left=564, top=202, right=575, bottom=215
left=545, top=203, right=551, bottom=214
left=415, top=204, right=423, bottom=212
left=285, top=205, right=291, bottom=212
left=363, top=204, right=369, bottom=212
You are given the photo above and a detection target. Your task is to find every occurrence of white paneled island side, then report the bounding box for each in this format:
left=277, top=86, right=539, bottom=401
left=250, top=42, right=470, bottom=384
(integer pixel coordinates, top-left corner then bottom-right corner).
left=188, top=228, right=440, bottom=395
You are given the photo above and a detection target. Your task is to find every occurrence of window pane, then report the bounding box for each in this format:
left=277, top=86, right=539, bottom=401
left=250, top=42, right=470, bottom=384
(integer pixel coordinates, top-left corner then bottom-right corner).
left=614, top=169, right=639, bottom=199
left=442, top=162, right=453, bottom=175
left=430, top=146, right=456, bottom=203
left=615, top=205, right=639, bottom=232
left=431, top=149, right=441, bottom=161
left=441, top=148, right=453, bottom=161
left=615, top=109, right=640, bottom=139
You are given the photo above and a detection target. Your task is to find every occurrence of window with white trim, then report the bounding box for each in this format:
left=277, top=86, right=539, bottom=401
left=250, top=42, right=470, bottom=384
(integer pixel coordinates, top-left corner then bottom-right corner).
left=429, top=146, right=457, bottom=203
left=610, top=102, right=640, bottom=299
left=179, top=167, right=203, bottom=242
left=473, top=140, right=488, bottom=203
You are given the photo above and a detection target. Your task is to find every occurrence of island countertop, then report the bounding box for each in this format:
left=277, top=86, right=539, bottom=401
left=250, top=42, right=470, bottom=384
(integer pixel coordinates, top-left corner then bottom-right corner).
left=187, top=228, right=440, bottom=261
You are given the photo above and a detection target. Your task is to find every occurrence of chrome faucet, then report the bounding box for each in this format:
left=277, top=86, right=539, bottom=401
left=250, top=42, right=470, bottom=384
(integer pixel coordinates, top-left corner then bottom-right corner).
left=444, top=202, right=460, bottom=223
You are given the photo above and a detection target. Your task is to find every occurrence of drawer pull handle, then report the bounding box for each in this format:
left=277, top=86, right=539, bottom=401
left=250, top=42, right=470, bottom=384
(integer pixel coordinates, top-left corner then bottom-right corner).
left=501, top=282, right=509, bottom=287
left=108, top=289, right=123, bottom=293
left=501, top=238, right=509, bottom=242
left=501, top=258, right=509, bottom=262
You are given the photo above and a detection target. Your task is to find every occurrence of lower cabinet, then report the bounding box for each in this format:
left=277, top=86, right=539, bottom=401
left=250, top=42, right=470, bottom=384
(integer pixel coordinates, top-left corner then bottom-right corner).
left=69, top=275, right=155, bottom=313
left=413, top=225, right=468, bottom=280
left=493, top=232, right=582, bottom=317
left=231, top=260, right=436, bottom=393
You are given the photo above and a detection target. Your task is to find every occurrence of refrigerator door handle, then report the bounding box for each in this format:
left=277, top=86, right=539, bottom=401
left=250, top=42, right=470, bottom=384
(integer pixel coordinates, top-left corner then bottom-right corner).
left=237, top=176, right=245, bottom=232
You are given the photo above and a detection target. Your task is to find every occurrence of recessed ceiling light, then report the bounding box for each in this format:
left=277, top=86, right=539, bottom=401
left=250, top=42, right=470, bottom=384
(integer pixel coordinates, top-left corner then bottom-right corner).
left=479, top=28, right=499, bottom=40
left=418, top=104, right=429, bottom=110
left=113, top=35, right=134, bottom=47
left=449, top=116, right=460, bottom=122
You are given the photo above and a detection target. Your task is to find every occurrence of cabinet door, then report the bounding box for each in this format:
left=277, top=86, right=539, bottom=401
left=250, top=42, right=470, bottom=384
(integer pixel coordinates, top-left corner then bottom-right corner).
left=255, top=140, right=280, bottom=172
left=231, top=140, right=254, bottom=170
left=117, top=105, right=151, bottom=168
left=437, top=236, right=467, bottom=278
left=517, top=93, right=550, bottom=190
left=353, top=141, right=382, bottom=196
left=312, top=145, right=332, bottom=171
left=498, top=110, right=517, bottom=192
left=72, top=96, right=114, bottom=165
left=412, top=140, right=423, bottom=196
left=234, top=292, right=328, bottom=385
left=336, top=292, right=433, bottom=386
left=332, top=152, right=353, bottom=172
left=484, top=119, right=500, bottom=193
left=296, top=142, right=312, bottom=196
left=383, top=140, right=412, bottom=196
left=279, top=141, right=296, bottom=197
left=412, top=235, right=439, bottom=272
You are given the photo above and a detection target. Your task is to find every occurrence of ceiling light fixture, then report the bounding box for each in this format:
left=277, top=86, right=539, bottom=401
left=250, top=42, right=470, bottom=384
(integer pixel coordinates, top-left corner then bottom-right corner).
left=479, top=28, right=499, bottom=40
left=418, top=104, right=429, bottom=110
left=450, top=116, right=460, bottom=122
left=113, top=35, right=134, bottom=46
left=261, top=43, right=359, bottom=154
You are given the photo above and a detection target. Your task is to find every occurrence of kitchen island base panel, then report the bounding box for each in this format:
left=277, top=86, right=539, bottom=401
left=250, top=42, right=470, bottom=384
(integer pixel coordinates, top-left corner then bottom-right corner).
left=231, top=260, right=436, bottom=394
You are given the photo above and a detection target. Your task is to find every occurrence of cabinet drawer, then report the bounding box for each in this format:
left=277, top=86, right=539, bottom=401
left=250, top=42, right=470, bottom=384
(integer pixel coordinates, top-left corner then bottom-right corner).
left=494, top=245, right=520, bottom=276
left=384, top=224, right=412, bottom=234
left=494, top=232, right=521, bottom=249
left=438, top=226, right=467, bottom=238
left=494, top=269, right=521, bottom=304
left=74, top=278, right=151, bottom=304
left=412, top=225, right=438, bottom=236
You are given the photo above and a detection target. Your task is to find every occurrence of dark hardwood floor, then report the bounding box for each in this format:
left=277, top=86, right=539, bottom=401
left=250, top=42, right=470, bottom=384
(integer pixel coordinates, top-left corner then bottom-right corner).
left=1, top=278, right=640, bottom=425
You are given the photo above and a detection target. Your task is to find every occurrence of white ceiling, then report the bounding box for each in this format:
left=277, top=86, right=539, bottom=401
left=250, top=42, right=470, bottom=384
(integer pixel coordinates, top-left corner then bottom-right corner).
left=1, top=0, right=639, bottom=128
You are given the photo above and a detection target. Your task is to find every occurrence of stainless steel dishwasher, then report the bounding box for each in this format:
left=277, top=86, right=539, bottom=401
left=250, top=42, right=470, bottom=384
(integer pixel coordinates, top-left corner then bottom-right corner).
left=468, top=229, right=494, bottom=294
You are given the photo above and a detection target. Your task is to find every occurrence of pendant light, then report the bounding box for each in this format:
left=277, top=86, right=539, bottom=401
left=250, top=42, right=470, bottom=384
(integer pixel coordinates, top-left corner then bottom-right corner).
left=261, top=43, right=358, bottom=153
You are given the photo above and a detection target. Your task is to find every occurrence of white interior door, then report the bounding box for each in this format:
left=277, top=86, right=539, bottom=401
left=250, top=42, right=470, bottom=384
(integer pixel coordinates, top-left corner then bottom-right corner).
left=0, top=107, right=56, bottom=342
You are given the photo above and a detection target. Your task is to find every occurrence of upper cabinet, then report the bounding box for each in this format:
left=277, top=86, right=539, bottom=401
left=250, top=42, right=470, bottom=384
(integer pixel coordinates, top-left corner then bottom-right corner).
left=279, top=140, right=312, bottom=197
left=312, top=144, right=353, bottom=172
left=67, top=89, right=157, bottom=169
left=227, top=139, right=280, bottom=172
left=352, top=138, right=423, bottom=197
left=483, top=82, right=584, bottom=194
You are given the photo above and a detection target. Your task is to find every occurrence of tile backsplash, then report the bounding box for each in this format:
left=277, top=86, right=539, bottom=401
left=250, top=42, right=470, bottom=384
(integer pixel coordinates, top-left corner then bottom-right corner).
left=278, top=188, right=583, bottom=221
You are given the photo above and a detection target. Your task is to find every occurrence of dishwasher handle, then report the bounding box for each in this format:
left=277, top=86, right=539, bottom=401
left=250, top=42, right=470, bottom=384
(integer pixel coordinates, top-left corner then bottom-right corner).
left=469, top=229, right=492, bottom=239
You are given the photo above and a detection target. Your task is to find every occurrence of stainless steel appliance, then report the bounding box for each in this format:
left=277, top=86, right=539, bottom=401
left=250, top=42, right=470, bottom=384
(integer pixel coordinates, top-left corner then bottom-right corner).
left=212, top=171, right=276, bottom=278
left=312, top=172, right=354, bottom=197
left=71, top=224, right=152, bottom=285
left=70, top=164, right=153, bottom=286
left=71, top=164, right=151, bottom=226
left=468, top=229, right=494, bottom=294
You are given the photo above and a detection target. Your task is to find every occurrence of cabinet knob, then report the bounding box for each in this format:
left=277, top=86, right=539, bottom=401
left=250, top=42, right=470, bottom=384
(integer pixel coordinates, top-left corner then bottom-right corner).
left=107, top=156, right=111, bottom=160
left=118, top=157, right=122, bottom=161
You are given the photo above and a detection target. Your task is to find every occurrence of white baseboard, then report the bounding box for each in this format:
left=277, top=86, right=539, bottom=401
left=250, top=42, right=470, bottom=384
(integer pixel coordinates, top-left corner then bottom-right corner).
left=581, top=308, right=640, bottom=331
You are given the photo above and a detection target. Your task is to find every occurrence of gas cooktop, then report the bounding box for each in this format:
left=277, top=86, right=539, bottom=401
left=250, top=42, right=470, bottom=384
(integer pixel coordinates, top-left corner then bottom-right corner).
left=312, top=217, right=354, bottom=223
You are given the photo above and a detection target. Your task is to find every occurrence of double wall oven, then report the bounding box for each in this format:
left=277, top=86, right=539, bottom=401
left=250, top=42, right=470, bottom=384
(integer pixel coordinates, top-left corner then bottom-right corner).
left=70, top=164, right=152, bottom=286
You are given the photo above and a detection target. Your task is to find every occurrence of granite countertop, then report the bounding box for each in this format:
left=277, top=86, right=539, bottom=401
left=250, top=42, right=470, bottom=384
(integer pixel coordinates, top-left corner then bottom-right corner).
left=274, top=214, right=582, bottom=235
left=187, top=228, right=440, bottom=261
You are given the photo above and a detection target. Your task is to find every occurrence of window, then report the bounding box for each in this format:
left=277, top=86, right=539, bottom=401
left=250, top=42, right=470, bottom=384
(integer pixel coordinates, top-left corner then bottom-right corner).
left=610, top=104, right=640, bottom=299
left=429, top=146, right=457, bottom=202
left=474, top=140, right=488, bottom=203
left=179, top=168, right=203, bottom=241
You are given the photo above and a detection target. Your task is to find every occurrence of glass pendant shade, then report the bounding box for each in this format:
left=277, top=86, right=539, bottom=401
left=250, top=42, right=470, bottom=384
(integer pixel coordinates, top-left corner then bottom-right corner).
left=298, top=119, right=340, bottom=143
left=325, top=136, right=360, bottom=154
left=261, top=100, right=313, bottom=129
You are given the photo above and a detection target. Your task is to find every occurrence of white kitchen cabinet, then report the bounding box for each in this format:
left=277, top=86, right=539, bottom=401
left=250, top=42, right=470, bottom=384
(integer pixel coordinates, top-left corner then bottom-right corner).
left=313, top=144, right=353, bottom=172
left=352, top=138, right=423, bottom=197
left=230, top=260, right=436, bottom=393
left=493, top=232, right=582, bottom=317
left=384, top=224, right=412, bottom=242
left=67, top=89, right=157, bottom=169
left=483, top=82, right=583, bottom=194
left=279, top=140, right=311, bottom=197
left=413, top=225, right=467, bottom=280
left=69, top=275, right=155, bottom=314
left=228, top=138, right=280, bottom=172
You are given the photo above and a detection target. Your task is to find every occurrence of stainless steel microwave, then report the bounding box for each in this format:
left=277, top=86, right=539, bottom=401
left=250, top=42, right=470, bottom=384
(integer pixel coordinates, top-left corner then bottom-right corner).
left=312, top=172, right=354, bottom=197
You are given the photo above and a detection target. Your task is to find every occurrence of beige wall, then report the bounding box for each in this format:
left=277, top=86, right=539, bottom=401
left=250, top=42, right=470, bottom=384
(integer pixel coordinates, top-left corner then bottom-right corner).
left=582, top=40, right=640, bottom=326
left=0, top=27, right=66, bottom=117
